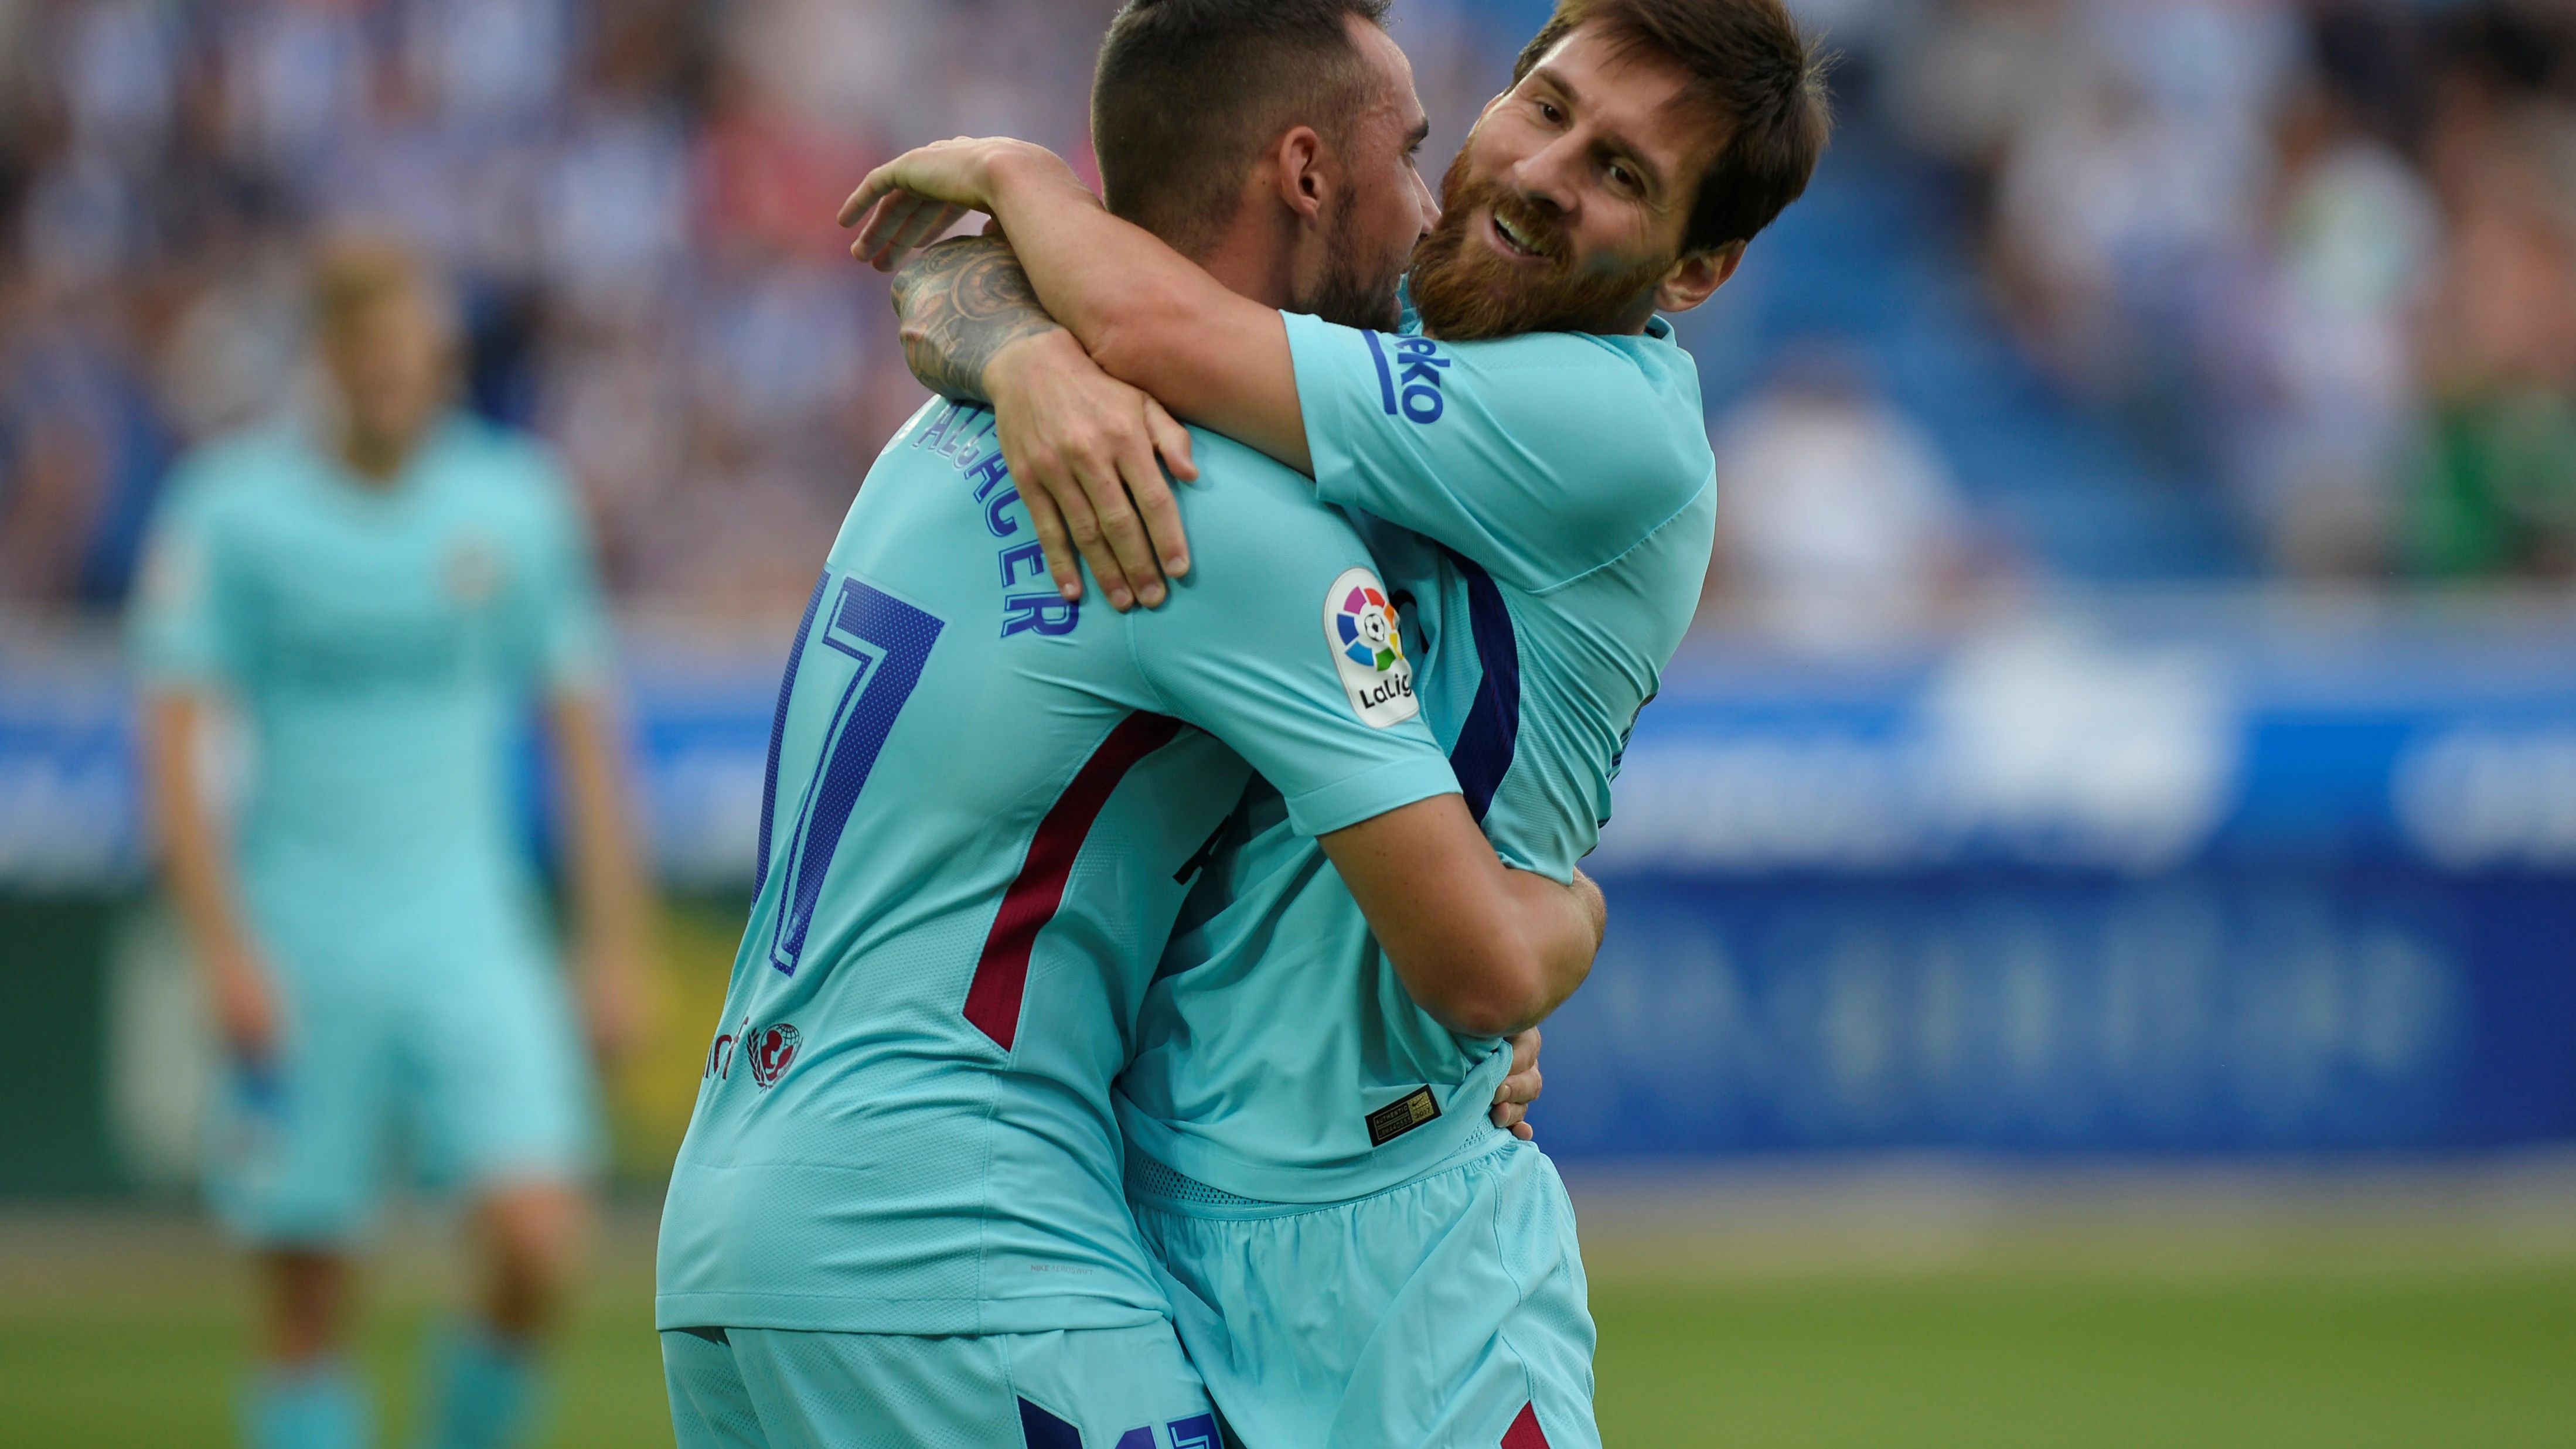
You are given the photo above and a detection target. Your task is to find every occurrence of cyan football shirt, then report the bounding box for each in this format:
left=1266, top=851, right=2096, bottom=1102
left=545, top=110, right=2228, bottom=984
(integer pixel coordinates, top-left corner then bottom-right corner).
left=126, top=415, right=609, bottom=974
left=1116, top=312, right=1716, bottom=1203
left=654, top=398, right=1458, bottom=1335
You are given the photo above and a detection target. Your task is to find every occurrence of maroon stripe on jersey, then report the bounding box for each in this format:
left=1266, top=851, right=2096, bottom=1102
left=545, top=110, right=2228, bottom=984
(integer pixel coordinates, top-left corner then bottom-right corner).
left=964, top=712, right=1184, bottom=1050
left=1501, top=1403, right=1551, bottom=1449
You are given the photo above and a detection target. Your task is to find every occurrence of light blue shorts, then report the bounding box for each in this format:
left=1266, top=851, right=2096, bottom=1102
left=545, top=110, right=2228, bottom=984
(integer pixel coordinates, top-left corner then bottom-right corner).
left=1129, top=1135, right=1597, bottom=1449
left=203, top=945, right=597, bottom=1245
left=660, top=1321, right=1221, bottom=1449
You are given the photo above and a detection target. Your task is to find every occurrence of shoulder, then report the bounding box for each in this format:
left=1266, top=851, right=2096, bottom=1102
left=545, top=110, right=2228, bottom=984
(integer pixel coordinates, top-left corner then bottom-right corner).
left=1175, top=428, right=1365, bottom=552
left=441, top=414, right=569, bottom=487
left=1551, top=327, right=1713, bottom=509
left=436, top=416, right=585, bottom=524
left=157, top=425, right=311, bottom=532
left=1451, top=325, right=1698, bottom=411
left=1467, top=329, right=1715, bottom=513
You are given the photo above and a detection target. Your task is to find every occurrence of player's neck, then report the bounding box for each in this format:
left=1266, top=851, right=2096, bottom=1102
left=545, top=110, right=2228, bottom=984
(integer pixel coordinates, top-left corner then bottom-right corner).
left=339, top=422, right=425, bottom=485
left=1185, top=210, right=1300, bottom=313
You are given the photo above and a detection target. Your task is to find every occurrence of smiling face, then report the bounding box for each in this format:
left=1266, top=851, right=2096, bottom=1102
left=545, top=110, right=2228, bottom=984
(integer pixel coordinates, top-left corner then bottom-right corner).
left=1408, top=23, right=1728, bottom=341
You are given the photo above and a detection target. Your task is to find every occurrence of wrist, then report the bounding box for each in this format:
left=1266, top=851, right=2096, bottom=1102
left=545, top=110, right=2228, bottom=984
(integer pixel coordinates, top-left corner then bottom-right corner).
left=983, top=142, right=1082, bottom=212
left=983, top=325, right=1079, bottom=403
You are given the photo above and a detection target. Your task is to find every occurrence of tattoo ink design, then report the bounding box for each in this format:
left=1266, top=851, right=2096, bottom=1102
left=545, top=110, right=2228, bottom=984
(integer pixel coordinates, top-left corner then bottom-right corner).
left=891, top=237, right=1065, bottom=402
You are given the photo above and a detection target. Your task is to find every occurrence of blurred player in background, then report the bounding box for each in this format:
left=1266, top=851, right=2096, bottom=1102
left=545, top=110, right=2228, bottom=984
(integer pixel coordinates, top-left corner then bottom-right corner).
left=130, top=237, right=652, bottom=1449
left=849, top=0, right=1828, bottom=1441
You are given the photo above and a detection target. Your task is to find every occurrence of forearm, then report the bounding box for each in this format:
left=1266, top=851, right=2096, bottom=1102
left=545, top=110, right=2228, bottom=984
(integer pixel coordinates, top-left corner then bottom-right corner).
left=1501, top=867, right=1604, bottom=1028
left=144, top=695, right=255, bottom=969
left=976, top=150, right=1209, bottom=367
left=1323, top=798, right=1603, bottom=1038
left=550, top=694, right=650, bottom=967
left=891, top=236, right=1065, bottom=403
left=978, top=151, right=1310, bottom=470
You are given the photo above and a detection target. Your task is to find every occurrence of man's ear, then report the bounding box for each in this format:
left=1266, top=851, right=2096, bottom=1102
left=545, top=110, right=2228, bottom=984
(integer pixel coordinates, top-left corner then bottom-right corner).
left=1270, top=125, right=1331, bottom=225
left=1652, top=240, right=1745, bottom=315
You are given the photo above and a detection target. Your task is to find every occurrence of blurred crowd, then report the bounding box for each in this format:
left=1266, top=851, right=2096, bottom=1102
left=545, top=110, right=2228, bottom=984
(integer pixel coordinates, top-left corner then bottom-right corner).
left=1877, top=0, right=2576, bottom=584
left=0, top=0, right=1110, bottom=612
left=0, top=0, right=1539, bottom=617
left=2, top=0, right=2572, bottom=623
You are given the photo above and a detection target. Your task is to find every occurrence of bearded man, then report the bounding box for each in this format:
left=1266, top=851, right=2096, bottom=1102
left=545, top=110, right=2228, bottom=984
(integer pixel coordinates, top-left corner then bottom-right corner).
left=845, top=1, right=1830, bottom=1443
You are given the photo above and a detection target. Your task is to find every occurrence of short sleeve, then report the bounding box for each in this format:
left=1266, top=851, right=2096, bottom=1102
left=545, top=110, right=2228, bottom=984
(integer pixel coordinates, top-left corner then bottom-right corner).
left=126, top=462, right=244, bottom=690
left=1127, top=437, right=1459, bottom=838
left=516, top=452, right=614, bottom=693
left=1282, top=312, right=1715, bottom=592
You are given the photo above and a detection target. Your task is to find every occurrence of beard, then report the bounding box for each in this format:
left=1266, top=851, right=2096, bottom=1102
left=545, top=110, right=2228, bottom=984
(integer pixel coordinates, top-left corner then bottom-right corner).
left=1408, top=149, right=1671, bottom=341
left=1296, top=182, right=1407, bottom=333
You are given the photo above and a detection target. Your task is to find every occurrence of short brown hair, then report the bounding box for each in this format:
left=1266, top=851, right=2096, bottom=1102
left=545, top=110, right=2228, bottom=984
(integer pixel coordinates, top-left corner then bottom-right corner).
left=1091, top=0, right=1393, bottom=257
left=1514, top=0, right=1831, bottom=254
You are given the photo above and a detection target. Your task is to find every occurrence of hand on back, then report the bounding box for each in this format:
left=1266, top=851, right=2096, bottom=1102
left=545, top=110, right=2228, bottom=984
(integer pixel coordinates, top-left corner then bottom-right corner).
left=986, top=330, right=1197, bottom=611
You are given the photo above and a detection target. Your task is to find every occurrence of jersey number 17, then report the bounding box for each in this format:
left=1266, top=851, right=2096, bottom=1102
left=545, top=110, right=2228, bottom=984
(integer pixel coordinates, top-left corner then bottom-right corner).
left=757, top=575, right=945, bottom=977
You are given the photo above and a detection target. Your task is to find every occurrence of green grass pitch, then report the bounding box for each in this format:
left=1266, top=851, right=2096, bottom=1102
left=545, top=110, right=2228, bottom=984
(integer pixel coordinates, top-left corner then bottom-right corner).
left=3, top=1207, right=2571, bottom=1447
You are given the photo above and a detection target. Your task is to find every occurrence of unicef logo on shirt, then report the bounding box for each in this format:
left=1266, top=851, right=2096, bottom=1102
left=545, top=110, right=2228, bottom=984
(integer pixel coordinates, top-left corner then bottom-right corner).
left=748, top=1023, right=801, bottom=1089
left=1323, top=567, right=1419, bottom=728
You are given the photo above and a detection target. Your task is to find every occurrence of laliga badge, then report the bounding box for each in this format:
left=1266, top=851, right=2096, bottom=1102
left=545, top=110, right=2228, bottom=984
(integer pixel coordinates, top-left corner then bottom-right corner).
left=1324, top=567, right=1419, bottom=727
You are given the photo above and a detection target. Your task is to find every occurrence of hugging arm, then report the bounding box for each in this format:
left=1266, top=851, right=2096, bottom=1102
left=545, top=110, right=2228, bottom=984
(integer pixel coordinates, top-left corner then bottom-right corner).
left=894, top=236, right=1199, bottom=611
left=1317, top=796, right=1605, bottom=1039
left=854, top=140, right=1313, bottom=466
left=888, top=233, right=1064, bottom=404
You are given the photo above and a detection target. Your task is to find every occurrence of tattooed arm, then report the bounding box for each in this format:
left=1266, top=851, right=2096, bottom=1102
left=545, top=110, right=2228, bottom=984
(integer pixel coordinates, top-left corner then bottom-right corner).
left=850, top=140, right=1310, bottom=473
left=892, top=236, right=1199, bottom=609
left=890, top=236, right=1061, bottom=403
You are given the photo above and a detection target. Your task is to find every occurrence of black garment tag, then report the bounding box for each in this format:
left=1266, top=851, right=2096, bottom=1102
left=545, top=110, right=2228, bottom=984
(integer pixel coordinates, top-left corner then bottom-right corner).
left=1365, top=1086, right=1442, bottom=1147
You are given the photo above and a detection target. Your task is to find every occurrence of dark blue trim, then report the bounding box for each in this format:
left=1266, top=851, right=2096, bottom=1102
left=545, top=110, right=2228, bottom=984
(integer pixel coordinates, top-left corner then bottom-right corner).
left=1443, top=546, right=1521, bottom=822
left=1018, top=1398, right=1082, bottom=1449
left=751, top=574, right=830, bottom=901
left=1364, top=330, right=1399, bottom=415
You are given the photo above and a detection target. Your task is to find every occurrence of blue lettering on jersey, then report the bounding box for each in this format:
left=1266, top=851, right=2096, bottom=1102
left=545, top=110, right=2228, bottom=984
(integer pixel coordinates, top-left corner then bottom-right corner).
left=999, top=541, right=1048, bottom=587
left=918, top=401, right=1086, bottom=639
left=1364, top=332, right=1449, bottom=424
left=1001, top=593, right=1079, bottom=637
left=1170, top=1414, right=1220, bottom=1449
left=983, top=487, right=1023, bottom=537
left=915, top=398, right=997, bottom=461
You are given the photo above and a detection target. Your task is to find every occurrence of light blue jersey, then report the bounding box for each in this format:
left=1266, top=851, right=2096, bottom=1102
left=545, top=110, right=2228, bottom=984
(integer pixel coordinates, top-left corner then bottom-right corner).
left=654, top=399, right=1459, bottom=1337
left=130, top=414, right=608, bottom=976
left=127, top=415, right=611, bottom=1240
left=1116, top=311, right=1716, bottom=1205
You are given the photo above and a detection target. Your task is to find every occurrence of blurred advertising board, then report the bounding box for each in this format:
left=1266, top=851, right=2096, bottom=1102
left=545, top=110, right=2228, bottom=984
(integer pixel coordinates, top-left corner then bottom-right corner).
left=1555, top=620, right=2576, bottom=1158
left=4, top=609, right=2574, bottom=1167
